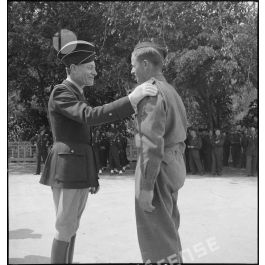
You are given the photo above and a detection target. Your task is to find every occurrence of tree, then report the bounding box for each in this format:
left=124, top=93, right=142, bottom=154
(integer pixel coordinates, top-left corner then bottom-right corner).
left=8, top=1, right=258, bottom=140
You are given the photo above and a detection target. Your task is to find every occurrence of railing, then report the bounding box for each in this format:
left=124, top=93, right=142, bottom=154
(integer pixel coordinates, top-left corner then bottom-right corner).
left=8, top=142, right=37, bottom=162
left=8, top=139, right=138, bottom=163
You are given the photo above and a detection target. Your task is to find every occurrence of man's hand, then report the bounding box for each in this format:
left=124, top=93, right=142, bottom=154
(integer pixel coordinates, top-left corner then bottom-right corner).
left=138, top=190, right=155, bottom=212
left=128, top=81, right=158, bottom=108
left=88, top=185, right=100, bottom=194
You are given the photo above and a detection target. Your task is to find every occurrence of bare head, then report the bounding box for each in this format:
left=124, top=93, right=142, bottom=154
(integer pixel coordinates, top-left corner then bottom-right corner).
left=131, top=42, right=166, bottom=84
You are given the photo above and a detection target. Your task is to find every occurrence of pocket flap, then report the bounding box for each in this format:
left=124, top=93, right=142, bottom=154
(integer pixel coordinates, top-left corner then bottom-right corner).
left=162, top=150, right=175, bottom=164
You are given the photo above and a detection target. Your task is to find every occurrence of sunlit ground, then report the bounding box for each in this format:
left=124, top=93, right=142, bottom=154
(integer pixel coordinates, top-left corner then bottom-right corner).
left=8, top=163, right=257, bottom=264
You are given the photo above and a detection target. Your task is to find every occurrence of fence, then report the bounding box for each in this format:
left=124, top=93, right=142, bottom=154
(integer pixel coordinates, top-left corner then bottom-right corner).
left=8, top=139, right=138, bottom=163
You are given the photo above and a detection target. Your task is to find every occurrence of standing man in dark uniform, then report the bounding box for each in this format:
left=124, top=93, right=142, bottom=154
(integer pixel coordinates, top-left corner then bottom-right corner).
left=119, top=131, right=130, bottom=171
left=230, top=126, right=242, bottom=167
left=98, top=131, right=109, bottom=173
left=30, top=126, right=49, bottom=175
left=187, top=129, right=204, bottom=175
left=132, top=41, right=187, bottom=263
left=40, top=40, right=158, bottom=264
left=91, top=129, right=101, bottom=174
left=241, top=128, right=248, bottom=168
left=246, top=127, right=258, bottom=176
left=222, top=131, right=231, bottom=167
left=108, top=124, right=123, bottom=174
left=211, top=129, right=224, bottom=175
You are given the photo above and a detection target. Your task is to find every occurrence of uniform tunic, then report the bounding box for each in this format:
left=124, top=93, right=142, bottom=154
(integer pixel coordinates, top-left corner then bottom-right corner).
left=211, top=135, right=224, bottom=174
left=246, top=134, right=258, bottom=176
left=134, top=74, right=187, bottom=263
left=40, top=80, right=134, bottom=189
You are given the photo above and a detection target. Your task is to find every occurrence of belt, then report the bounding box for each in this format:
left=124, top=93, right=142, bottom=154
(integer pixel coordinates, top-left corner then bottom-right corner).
left=165, top=142, right=186, bottom=155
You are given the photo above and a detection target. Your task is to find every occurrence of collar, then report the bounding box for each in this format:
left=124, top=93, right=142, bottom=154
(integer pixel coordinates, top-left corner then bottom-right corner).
left=66, top=77, right=83, bottom=92
left=152, top=73, right=166, bottom=82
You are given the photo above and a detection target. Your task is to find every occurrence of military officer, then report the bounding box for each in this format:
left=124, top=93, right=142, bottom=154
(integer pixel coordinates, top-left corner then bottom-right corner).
left=230, top=126, right=242, bottom=167
left=132, top=41, right=187, bottom=263
left=40, top=40, right=158, bottom=264
left=30, top=126, right=49, bottom=175
left=187, top=129, right=204, bottom=175
left=108, top=124, right=123, bottom=174
left=246, top=127, right=257, bottom=176
left=211, top=129, right=224, bottom=175
left=222, top=131, right=231, bottom=167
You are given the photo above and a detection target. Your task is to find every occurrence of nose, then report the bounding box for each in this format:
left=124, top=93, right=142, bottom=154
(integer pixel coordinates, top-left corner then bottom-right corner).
left=131, top=68, right=135, bottom=75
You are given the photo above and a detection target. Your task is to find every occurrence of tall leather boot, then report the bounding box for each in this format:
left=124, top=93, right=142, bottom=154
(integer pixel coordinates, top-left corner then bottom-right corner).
left=51, top=238, right=69, bottom=264
left=67, top=234, right=76, bottom=264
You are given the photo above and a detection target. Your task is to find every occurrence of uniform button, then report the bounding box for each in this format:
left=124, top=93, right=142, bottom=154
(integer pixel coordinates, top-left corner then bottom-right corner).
left=109, top=113, right=112, bottom=116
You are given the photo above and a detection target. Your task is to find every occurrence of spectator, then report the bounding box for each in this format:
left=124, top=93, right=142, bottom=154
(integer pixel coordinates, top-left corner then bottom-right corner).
left=187, top=129, right=204, bottom=175
left=246, top=127, right=258, bottom=176
left=98, top=132, right=109, bottom=173
left=211, top=129, right=224, bottom=175
left=222, top=131, right=231, bottom=167
left=241, top=128, right=248, bottom=168
left=30, top=126, right=49, bottom=175
left=230, top=126, right=242, bottom=167
left=108, top=125, right=123, bottom=174
left=118, top=132, right=130, bottom=171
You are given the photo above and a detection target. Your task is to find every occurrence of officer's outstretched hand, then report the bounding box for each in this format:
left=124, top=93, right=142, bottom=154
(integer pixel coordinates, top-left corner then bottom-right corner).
left=88, top=185, right=100, bottom=194
left=128, top=80, right=158, bottom=108
left=138, top=190, right=155, bottom=212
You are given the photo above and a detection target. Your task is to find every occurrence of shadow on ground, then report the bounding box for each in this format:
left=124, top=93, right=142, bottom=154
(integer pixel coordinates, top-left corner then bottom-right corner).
left=9, top=255, right=50, bottom=264
left=9, top=229, right=42, bottom=240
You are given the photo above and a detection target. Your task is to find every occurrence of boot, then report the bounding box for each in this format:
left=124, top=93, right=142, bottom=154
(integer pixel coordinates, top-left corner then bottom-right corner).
left=67, top=234, right=76, bottom=264
left=51, top=238, right=69, bottom=264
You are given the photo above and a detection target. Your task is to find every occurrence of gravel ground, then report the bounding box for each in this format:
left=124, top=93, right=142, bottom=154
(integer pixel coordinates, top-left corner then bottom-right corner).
left=8, top=163, right=257, bottom=264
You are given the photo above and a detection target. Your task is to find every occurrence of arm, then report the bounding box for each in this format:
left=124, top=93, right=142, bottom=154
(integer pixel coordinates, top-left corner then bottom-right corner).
left=137, top=93, right=166, bottom=191
left=52, top=86, right=134, bottom=126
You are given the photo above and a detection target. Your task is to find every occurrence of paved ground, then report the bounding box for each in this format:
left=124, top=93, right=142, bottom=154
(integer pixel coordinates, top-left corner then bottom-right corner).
left=8, top=163, right=257, bottom=264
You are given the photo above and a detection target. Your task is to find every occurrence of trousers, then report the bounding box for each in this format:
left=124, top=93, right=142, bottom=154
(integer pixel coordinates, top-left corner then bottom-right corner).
left=52, top=187, right=89, bottom=242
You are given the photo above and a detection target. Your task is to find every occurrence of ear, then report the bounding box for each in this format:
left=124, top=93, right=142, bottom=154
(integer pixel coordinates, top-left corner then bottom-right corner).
left=143, top=60, right=149, bottom=67
left=69, top=64, right=76, bottom=72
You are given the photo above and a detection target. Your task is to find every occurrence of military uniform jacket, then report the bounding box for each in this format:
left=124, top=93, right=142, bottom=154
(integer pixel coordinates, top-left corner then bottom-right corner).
left=40, top=80, right=134, bottom=189
left=134, top=74, right=187, bottom=194
left=246, top=135, right=257, bottom=156
left=211, top=135, right=224, bottom=149
left=188, top=136, right=202, bottom=150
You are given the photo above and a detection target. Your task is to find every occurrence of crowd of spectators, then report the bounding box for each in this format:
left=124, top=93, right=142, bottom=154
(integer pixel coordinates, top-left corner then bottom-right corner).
left=184, top=125, right=258, bottom=176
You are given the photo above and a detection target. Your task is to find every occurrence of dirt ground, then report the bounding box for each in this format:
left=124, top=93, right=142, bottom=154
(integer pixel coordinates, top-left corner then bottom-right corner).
left=8, top=163, right=257, bottom=264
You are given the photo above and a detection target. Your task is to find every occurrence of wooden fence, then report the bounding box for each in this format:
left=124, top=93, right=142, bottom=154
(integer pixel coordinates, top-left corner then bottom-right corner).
left=8, top=139, right=138, bottom=163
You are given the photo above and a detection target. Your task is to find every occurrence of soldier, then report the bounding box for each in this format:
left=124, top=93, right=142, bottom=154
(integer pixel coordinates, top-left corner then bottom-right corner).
left=132, top=41, right=187, bottom=263
left=246, top=127, right=258, bottom=176
left=187, top=129, right=204, bottom=175
left=230, top=125, right=242, bottom=167
left=211, top=129, right=224, bottom=175
left=222, top=131, right=231, bottom=167
left=118, top=131, right=130, bottom=171
left=91, top=129, right=101, bottom=174
left=98, top=131, right=109, bottom=173
left=108, top=124, right=123, bottom=174
left=30, top=126, right=49, bottom=175
left=39, top=40, right=158, bottom=263
left=241, top=128, right=248, bottom=168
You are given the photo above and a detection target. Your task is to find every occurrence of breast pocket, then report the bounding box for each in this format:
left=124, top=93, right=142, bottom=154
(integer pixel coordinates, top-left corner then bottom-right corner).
left=55, top=151, right=87, bottom=182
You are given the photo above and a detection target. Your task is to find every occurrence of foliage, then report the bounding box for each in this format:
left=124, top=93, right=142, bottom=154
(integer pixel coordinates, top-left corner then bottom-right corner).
left=8, top=1, right=258, bottom=140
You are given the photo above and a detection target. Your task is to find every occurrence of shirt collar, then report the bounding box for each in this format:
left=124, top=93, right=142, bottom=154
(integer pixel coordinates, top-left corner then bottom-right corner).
left=152, top=73, right=166, bottom=82
left=66, top=76, right=83, bottom=92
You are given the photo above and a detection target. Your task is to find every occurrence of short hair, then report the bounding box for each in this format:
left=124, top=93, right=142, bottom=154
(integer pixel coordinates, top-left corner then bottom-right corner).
left=66, top=67, right=71, bottom=76
left=132, top=47, right=164, bottom=67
